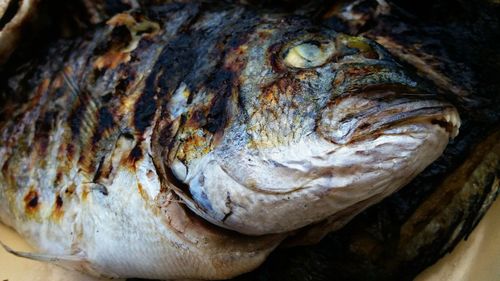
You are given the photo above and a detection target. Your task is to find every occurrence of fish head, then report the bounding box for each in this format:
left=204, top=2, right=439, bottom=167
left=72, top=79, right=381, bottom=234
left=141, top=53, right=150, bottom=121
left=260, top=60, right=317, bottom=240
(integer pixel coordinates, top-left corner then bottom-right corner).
left=158, top=18, right=460, bottom=235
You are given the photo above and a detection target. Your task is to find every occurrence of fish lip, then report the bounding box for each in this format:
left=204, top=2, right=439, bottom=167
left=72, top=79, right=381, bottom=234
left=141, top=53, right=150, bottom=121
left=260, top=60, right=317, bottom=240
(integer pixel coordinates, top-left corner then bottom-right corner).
left=360, top=105, right=461, bottom=138
left=318, top=85, right=461, bottom=144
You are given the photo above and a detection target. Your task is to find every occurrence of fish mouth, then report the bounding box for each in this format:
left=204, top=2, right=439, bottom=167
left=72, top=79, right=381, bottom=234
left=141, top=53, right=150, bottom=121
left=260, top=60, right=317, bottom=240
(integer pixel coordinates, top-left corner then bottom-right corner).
left=317, top=85, right=461, bottom=145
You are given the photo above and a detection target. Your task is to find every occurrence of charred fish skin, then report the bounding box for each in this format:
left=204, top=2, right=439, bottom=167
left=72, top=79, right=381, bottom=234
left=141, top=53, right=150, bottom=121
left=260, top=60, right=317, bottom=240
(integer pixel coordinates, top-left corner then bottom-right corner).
left=0, top=4, right=287, bottom=279
left=1, top=1, right=459, bottom=279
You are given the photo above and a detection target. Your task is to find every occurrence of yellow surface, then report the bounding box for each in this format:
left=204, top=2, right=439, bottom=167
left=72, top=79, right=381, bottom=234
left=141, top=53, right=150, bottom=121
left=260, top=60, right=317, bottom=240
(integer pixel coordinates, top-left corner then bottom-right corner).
left=1, top=199, right=500, bottom=281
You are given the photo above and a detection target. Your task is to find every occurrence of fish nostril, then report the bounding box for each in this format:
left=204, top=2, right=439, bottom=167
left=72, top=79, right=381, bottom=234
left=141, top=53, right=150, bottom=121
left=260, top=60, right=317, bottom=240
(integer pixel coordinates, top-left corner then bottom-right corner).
left=349, top=42, right=380, bottom=60
left=337, top=35, right=381, bottom=60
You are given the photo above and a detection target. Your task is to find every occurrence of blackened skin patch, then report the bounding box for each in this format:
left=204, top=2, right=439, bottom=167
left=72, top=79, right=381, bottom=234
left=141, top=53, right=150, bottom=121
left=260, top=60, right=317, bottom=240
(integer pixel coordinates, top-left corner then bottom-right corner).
left=24, top=190, right=39, bottom=211
left=133, top=74, right=159, bottom=135
left=92, top=107, right=115, bottom=144
left=55, top=195, right=63, bottom=209
left=127, top=144, right=143, bottom=166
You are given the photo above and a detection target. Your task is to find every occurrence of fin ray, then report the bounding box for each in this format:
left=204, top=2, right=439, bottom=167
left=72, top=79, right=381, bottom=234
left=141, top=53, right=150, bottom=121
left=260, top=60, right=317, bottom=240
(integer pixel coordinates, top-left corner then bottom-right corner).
left=0, top=240, right=115, bottom=278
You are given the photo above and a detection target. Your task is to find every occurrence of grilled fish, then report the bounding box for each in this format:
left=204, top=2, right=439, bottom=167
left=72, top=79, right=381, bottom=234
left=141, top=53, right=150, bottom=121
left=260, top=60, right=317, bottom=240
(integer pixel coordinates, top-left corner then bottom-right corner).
left=0, top=1, right=460, bottom=279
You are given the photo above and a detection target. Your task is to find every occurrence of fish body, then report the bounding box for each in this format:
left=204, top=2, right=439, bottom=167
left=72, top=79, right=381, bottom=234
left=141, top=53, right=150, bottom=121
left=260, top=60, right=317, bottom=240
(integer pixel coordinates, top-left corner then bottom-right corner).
left=0, top=1, right=459, bottom=279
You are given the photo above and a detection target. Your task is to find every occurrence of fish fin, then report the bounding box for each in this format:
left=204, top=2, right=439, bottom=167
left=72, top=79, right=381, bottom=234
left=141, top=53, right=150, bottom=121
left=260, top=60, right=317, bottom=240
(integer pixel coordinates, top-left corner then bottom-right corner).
left=170, top=183, right=230, bottom=230
left=0, top=240, right=114, bottom=278
left=1, top=240, right=81, bottom=262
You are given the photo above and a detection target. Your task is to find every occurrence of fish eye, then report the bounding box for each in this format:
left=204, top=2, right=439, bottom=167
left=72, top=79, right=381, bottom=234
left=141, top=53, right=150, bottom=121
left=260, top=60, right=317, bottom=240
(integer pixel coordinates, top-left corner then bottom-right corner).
left=283, top=40, right=335, bottom=68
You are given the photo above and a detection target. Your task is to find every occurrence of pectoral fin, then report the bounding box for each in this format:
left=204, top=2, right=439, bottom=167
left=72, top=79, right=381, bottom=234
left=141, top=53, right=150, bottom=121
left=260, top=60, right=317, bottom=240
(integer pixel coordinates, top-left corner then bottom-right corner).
left=0, top=240, right=115, bottom=278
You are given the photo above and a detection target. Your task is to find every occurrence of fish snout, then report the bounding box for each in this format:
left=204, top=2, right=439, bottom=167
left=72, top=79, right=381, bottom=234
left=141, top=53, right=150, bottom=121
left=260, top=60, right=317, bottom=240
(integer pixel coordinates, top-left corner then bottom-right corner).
left=317, top=87, right=461, bottom=145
